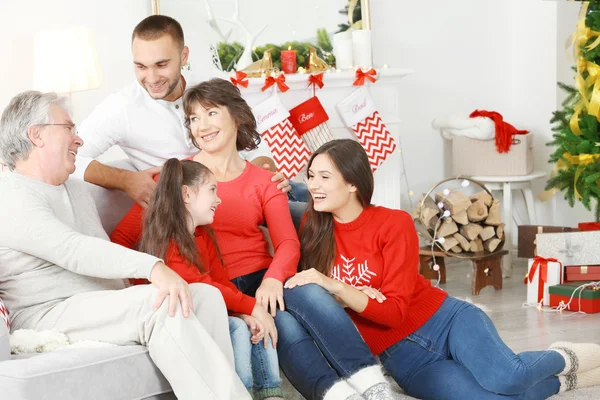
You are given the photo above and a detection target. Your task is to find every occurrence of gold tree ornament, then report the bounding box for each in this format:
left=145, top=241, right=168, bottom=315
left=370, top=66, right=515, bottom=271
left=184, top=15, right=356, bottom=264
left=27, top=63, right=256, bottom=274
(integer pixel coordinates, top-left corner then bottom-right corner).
left=242, top=48, right=274, bottom=78
left=306, top=46, right=329, bottom=73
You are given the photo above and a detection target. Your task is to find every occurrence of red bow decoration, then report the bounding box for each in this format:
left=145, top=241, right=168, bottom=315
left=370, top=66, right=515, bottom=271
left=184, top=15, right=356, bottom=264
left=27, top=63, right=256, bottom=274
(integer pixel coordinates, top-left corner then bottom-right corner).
left=230, top=71, right=249, bottom=88
left=524, top=256, right=561, bottom=303
left=262, top=74, right=289, bottom=93
left=307, top=73, right=324, bottom=97
left=353, top=68, right=377, bottom=86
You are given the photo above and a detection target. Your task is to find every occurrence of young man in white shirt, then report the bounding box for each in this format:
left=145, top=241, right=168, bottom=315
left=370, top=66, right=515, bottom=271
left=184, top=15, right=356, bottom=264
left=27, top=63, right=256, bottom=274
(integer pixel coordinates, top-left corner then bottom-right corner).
left=74, top=15, right=291, bottom=208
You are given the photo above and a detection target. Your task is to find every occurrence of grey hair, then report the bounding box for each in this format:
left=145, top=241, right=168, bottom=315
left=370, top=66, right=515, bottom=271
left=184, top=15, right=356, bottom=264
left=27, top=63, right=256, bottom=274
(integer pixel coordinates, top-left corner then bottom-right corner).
left=0, top=91, right=70, bottom=170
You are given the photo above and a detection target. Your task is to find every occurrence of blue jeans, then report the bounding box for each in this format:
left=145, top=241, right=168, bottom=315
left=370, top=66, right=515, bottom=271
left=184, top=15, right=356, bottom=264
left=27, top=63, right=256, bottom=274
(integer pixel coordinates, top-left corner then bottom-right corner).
left=277, top=284, right=564, bottom=400
left=287, top=181, right=307, bottom=231
left=275, top=284, right=379, bottom=400
left=379, top=296, right=563, bottom=399
left=231, top=269, right=268, bottom=297
left=229, top=316, right=283, bottom=398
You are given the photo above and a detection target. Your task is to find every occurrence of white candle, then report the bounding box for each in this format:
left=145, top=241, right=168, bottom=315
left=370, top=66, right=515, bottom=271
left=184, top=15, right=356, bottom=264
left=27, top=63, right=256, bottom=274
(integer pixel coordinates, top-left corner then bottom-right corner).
left=333, top=31, right=353, bottom=70
left=352, top=29, right=372, bottom=69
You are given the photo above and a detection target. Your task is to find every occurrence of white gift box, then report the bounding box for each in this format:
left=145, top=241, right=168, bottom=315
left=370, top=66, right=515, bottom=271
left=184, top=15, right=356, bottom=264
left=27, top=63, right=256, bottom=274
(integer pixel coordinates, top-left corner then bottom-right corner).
left=525, top=258, right=563, bottom=306
left=536, top=231, right=600, bottom=266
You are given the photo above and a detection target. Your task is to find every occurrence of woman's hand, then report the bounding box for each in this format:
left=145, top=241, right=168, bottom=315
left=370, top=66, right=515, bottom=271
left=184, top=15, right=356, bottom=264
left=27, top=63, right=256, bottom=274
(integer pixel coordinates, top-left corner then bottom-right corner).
left=356, top=286, right=387, bottom=303
left=250, top=304, right=278, bottom=348
left=284, top=268, right=343, bottom=295
left=255, top=278, right=285, bottom=317
left=238, top=314, right=265, bottom=345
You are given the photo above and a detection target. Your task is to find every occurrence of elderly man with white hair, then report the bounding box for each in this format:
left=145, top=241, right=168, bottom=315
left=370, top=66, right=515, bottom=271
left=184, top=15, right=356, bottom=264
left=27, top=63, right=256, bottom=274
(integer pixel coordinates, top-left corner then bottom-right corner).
left=0, top=91, right=250, bottom=400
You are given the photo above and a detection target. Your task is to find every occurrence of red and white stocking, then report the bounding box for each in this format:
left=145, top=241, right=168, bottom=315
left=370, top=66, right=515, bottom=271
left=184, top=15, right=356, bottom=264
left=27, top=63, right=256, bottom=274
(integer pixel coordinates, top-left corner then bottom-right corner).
left=337, top=87, right=396, bottom=171
left=252, top=94, right=310, bottom=180
left=0, top=298, right=9, bottom=329
left=289, top=97, right=335, bottom=153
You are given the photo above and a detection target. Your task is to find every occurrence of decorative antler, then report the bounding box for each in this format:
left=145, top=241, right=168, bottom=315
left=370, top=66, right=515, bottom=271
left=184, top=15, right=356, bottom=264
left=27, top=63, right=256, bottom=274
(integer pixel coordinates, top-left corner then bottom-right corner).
left=205, top=0, right=267, bottom=70
left=204, top=0, right=232, bottom=42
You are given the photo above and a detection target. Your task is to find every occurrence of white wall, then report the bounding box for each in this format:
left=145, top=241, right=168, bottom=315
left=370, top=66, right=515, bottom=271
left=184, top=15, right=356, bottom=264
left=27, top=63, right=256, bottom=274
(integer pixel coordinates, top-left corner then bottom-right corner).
left=0, top=0, right=584, bottom=223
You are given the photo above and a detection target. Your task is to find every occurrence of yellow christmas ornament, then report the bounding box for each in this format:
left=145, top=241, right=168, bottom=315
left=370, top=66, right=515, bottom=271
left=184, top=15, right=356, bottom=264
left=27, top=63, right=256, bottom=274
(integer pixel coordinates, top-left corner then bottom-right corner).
left=306, top=46, right=329, bottom=73
left=242, top=49, right=275, bottom=78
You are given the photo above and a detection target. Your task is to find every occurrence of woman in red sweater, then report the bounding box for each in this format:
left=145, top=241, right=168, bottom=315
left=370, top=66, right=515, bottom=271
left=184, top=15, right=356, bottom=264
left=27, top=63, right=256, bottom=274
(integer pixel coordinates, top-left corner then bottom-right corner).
left=275, top=139, right=600, bottom=400
left=138, top=157, right=283, bottom=400
left=111, top=78, right=300, bottom=317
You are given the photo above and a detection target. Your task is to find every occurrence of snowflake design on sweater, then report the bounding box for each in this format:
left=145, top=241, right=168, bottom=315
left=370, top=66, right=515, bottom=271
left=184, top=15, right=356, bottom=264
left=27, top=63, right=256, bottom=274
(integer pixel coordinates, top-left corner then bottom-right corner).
left=331, top=254, right=377, bottom=287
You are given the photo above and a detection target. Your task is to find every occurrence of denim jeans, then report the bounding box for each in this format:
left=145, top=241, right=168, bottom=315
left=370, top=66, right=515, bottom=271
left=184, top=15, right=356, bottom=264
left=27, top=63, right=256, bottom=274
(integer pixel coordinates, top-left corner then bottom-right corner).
left=275, top=284, right=379, bottom=400
left=231, top=268, right=268, bottom=298
left=277, top=284, right=564, bottom=400
left=287, top=181, right=307, bottom=231
left=379, top=296, right=564, bottom=399
left=229, top=316, right=282, bottom=398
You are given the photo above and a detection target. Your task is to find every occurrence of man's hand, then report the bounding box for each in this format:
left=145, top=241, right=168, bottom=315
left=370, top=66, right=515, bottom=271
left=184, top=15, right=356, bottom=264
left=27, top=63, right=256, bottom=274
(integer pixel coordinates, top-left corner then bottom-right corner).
left=124, top=166, right=162, bottom=208
left=263, top=164, right=292, bottom=193
left=149, top=262, right=193, bottom=318
left=255, top=277, right=284, bottom=317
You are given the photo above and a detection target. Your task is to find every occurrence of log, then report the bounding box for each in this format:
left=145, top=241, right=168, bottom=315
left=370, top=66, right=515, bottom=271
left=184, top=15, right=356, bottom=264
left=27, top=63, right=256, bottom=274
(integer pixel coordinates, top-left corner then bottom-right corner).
left=467, top=200, right=489, bottom=222
left=496, top=223, right=505, bottom=240
left=453, top=232, right=471, bottom=252
left=460, top=223, right=483, bottom=241
left=485, top=199, right=502, bottom=226
left=484, top=238, right=501, bottom=252
left=434, top=192, right=445, bottom=204
left=450, top=245, right=463, bottom=253
left=480, top=226, right=496, bottom=241
left=442, top=191, right=472, bottom=215
left=470, top=238, right=484, bottom=252
left=470, top=191, right=493, bottom=207
left=451, top=210, right=469, bottom=225
left=436, top=219, right=458, bottom=238
left=427, top=215, right=440, bottom=230
left=440, top=236, right=459, bottom=252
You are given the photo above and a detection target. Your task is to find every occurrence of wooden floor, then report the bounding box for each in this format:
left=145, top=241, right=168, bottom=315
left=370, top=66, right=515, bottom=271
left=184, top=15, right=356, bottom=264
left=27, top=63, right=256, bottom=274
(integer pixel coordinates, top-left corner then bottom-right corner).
left=439, top=256, right=600, bottom=353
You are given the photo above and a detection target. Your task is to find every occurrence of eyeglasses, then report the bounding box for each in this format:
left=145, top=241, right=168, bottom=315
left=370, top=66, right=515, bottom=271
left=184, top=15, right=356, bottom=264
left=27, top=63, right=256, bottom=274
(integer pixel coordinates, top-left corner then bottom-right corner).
left=36, top=123, right=78, bottom=137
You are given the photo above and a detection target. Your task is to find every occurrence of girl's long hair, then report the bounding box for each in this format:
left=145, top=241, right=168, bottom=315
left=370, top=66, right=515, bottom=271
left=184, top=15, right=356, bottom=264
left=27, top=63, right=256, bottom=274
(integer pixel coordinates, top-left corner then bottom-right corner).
left=299, top=139, right=374, bottom=275
left=140, top=158, right=216, bottom=272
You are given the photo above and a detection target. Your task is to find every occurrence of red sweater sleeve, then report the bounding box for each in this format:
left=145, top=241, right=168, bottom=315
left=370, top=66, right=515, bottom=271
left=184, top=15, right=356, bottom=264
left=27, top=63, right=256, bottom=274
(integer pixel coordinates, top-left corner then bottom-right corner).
left=358, top=211, right=420, bottom=328
left=166, top=234, right=256, bottom=315
left=262, top=185, right=301, bottom=282
left=110, top=203, right=144, bottom=250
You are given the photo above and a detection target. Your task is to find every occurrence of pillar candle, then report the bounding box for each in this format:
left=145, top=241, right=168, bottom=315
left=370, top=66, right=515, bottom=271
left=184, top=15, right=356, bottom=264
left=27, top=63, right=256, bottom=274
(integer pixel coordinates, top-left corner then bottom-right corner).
left=352, top=29, right=372, bottom=69
left=281, top=47, right=297, bottom=74
left=334, top=31, right=353, bottom=70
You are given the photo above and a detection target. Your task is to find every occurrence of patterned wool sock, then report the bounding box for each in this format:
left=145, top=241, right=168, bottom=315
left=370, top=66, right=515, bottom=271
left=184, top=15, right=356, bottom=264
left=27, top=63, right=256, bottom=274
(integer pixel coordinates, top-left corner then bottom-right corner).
left=323, top=380, right=364, bottom=400
left=559, top=365, right=600, bottom=392
left=347, top=366, right=401, bottom=400
left=550, top=341, right=600, bottom=375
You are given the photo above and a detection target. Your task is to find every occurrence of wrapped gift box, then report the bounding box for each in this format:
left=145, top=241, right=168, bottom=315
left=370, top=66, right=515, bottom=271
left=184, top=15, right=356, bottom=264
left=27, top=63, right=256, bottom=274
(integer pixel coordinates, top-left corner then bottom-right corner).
left=536, top=230, right=600, bottom=266
left=525, top=257, right=563, bottom=306
left=549, top=282, right=600, bottom=313
left=452, top=133, right=533, bottom=176
left=517, top=225, right=578, bottom=258
left=565, top=266, right=600, bottom=282
left=578, top=222, right=600, bottom=231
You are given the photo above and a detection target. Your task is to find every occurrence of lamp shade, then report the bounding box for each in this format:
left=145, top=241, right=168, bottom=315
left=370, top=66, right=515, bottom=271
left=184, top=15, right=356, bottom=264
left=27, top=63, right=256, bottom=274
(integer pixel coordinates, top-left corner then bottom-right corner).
left=33, top=27, right=102, bottom=93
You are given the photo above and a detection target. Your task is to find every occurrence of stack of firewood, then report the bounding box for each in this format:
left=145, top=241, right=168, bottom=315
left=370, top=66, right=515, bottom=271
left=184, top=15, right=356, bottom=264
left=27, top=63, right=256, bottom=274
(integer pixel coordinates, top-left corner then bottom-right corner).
left=415, top=190, right=504, bottom=254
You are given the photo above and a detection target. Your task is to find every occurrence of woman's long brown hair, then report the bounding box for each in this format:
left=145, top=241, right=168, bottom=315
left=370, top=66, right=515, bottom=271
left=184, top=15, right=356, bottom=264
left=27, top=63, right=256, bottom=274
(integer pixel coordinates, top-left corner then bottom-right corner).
left=299, top=139, right=374, bottom=275
left=140, top=158, right=215, bottom=272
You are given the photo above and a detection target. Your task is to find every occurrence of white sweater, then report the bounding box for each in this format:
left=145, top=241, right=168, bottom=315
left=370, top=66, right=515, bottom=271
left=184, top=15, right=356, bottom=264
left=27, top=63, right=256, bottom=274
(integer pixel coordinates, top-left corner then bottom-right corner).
left=0, top=172, right=159, bottom=330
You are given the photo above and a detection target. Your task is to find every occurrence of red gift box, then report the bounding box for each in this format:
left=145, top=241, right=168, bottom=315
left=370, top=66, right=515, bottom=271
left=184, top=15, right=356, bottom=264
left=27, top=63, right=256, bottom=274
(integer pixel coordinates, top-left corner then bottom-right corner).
left=578, top=222, right=600, bottom=231
left=549, top=282, right=600, bottom=313
left=565, top=266, right=600, bottom=282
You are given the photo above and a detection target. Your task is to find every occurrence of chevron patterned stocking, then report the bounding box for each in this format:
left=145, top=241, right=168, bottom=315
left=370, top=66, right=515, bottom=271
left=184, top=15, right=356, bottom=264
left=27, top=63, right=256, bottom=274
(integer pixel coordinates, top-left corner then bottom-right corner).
left=252, top=94, right=310, bottom=180
left=337, top=87, right=397, bottom=172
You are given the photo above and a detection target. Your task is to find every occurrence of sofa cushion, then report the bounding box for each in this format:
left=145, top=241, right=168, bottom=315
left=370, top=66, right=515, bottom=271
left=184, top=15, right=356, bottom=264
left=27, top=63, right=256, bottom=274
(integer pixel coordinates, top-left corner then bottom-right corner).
left=0, top=322, right=9, bottom=362
left=0, top=345, right=172, bottom=400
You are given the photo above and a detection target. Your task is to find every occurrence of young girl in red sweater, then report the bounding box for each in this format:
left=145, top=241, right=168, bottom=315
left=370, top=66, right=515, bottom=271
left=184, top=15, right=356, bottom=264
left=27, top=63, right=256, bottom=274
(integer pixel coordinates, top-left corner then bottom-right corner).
left=137, top=158, right=283, bottom=400
left=275, top=139, right=600, bottom=400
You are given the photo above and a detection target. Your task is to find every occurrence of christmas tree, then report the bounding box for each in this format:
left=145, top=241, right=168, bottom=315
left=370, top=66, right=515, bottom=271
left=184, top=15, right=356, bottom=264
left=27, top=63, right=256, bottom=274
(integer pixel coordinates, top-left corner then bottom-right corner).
left=547, top=1, right=600, bottom=221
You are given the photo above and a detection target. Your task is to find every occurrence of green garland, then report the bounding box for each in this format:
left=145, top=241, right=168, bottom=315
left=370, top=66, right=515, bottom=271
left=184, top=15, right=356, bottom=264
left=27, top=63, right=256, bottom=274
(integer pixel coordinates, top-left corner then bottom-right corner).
left=217, top=28, right=335, bottom=72
left=548, top=1, right=600, bottom=220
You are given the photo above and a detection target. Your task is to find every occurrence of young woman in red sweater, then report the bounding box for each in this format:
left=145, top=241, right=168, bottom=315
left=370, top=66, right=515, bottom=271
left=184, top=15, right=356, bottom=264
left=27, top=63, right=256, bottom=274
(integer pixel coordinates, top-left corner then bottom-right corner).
left=275, top=139, right=600, bottom=400
left=138, top=157, right=283, bottom=400
left=111, top=78, right=300, bottom=316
